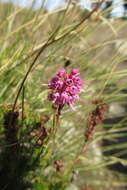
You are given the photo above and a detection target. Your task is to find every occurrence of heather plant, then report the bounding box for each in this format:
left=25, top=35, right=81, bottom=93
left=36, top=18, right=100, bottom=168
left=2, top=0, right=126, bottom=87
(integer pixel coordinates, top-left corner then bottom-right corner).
left=0, top=0, right=127, bottom=190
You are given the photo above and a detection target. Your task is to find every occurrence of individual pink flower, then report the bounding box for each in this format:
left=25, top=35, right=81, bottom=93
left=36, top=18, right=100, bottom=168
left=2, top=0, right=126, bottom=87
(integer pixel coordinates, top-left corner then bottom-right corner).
left=71, top=68, right=79, bottom=75
left=48, top=68, right=82, bottom=107
left=57, top=68, right=66, bottom=78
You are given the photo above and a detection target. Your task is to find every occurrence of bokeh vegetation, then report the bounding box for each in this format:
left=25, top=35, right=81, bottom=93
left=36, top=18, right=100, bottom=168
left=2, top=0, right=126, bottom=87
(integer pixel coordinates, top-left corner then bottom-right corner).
left=0, top=1, right=127, bottom=190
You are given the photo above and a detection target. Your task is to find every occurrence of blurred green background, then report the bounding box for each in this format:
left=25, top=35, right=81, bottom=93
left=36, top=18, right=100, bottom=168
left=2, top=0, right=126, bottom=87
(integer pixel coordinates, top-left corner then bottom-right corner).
left=0, top=1, right=127, bottom=190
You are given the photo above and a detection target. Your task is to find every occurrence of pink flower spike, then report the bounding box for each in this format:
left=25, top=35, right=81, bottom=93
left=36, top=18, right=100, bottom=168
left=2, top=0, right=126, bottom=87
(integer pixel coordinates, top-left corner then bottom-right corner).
left=57, top=68, right=66, bottom=78
left=47, top=68, right=82, bottom=107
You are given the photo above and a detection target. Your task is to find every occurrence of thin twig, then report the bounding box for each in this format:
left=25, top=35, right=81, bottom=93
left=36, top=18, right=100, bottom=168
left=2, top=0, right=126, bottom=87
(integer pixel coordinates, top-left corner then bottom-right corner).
left=21, top=85, right=25, bottom=127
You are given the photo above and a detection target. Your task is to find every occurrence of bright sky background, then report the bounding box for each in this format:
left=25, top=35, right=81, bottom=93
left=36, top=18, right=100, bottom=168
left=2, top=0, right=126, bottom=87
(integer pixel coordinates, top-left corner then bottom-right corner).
left=0, top=0, right=125, bottom=17
left=0, top=0, right=65, bottom=10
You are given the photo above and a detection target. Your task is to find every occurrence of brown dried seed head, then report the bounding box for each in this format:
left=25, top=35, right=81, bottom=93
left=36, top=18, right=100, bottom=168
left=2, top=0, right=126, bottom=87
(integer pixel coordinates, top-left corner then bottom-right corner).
left=37, top=139, right=43, bottom=145
left=54, top=160, right=64, bottom=172
left=30, top=131, right=37, bottom=137
left=85, top=99, right=106, bottom=142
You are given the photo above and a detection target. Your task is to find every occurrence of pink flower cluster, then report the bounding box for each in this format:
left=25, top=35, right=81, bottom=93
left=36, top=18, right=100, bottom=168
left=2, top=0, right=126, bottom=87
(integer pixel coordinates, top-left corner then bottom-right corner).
left=48, top=68, right=82, bottom=106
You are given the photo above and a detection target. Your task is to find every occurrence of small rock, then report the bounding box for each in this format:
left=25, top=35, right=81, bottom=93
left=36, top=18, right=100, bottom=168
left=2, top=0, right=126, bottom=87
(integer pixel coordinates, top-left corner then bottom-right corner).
left=108, top=102, right=126, bottom=117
